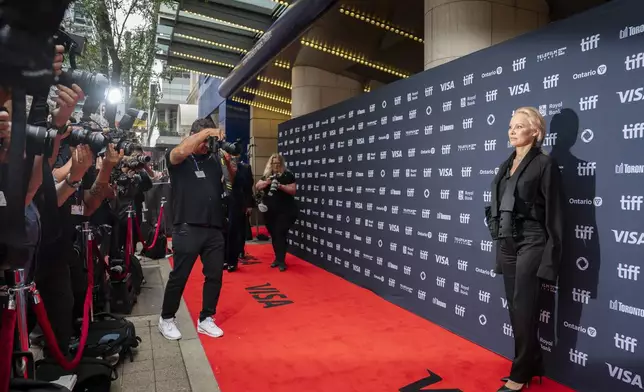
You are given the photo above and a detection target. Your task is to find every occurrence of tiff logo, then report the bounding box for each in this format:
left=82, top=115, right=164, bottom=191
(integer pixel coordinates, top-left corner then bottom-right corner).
left=579, top=95, right=598, bottom=111
left=443, top=101, right=452, bottom=112
left=580, top=34, right=600, bottom=52
left=620, top=195, right=644, bottom=211
left=503, top=323, right=514, bottom=337
left=479, top=290, right=490, bottom=303
left=617, top=263, right=640, bottom=280
left=458, top=259, right=468, bottom=271
left=570, top=349, right=589, bottom=366
left=572, top=288, right=591, bottom=304
left=577, top=161, right=597, bottom=176
left=626, top=52, right=644, bottom=71
left=463, top=118, right=473, bottom=129
left=463, top=73, right=474, bottom=86
left=543, top=74, right=559, bottom=89
left=486, top=89, right=498, bottom=102
left=576, top=225, right=595, bottom=240
left=424, top=168, right=432, bottom=177
left=425, top=86, right=433, bottom=97
left=615, top=333, right=638, bottom=353
left=440, top=190, right=450, bottom=200
left=483, top=191, right=492, bottom=203
left=455, top=305, right=466, bottom=317
left=481, top=240, right=493, bottom=252
left=540, top=310, right=551, bottom=324
left=484, top=140, right=496, bottom=151
left=461, top=167, right=472, bottom=177
left=436, top=276, right=446, bottom=287
left=438, top=233, right=448, bottom=243
left=442, top=145, right=451, bottom=155
left=543, top=133, right=557, bottom=147
left=513, top=57, right=526, bottom=71
left=623, top=123, right=644, bottom=139
left=460, top=213, right=470, bottom=224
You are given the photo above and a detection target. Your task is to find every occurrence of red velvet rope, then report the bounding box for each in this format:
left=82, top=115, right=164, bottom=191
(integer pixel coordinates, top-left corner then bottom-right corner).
left=33, top=238, right=94, bottom=371
left=133, top=205, right=164, bottom=251
left=0, top=306, right=17, bottom=392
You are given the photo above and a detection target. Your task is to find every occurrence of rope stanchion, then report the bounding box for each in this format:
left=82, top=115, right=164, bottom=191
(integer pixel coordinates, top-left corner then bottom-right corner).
left=0, top=297, right=17, bottom=392
left=32, top=230, right=95, bottom=371
left=133, top=199, right=165, bottom=251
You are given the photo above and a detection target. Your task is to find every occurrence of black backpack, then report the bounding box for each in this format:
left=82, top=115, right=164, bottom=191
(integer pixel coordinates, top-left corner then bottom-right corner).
left=35, top=357, right=116, bottom=392
left=142, top=225, right=168, bottom=260
left=10, top=378, right=71, bottom=392
left=71, top=313, right=141, bottom=363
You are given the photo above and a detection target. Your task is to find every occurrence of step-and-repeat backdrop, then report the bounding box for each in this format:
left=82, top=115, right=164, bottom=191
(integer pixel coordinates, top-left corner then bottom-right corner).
left=278, top=1, right=644, bottom=391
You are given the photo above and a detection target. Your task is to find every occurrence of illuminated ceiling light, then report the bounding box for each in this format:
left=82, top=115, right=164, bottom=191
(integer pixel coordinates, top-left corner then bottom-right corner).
left=363, top=85, right=371, bottom=92
left=243, top=87, right=292, bottom=104
left=257, top=75, right=292, bottom=90
left=231, top=96, right=291, bottom=116
left=172, top=51, right=236, bottom=68
left=182, top=10, right=264, bottom=34
left=271, top=0, right=290, bottom=5
left=274, top=60, right=291, bottom=69
left=338, top=6, right=423, bottom=43
left=168, top=65, right=224, bottom=80
left=300, top=39, right=410, bottom=78
left=174, top=33, right=248, bottom=54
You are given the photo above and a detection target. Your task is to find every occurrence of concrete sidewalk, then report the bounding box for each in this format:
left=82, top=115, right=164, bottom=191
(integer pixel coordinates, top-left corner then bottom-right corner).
left=110, top=256, right=220, bottom=392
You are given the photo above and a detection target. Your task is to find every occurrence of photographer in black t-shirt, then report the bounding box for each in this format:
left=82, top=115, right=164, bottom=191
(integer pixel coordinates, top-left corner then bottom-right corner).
left=158, top=117, right=236, bottom=341
left=255, top=153, right=297, bottom=272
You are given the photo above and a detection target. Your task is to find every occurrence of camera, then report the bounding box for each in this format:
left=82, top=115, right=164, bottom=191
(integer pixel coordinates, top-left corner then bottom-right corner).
left=121, top=154, right=151, bottom=170
left=25, top=124, right=57, bottom=157
left=67, top=124, right=110, bottom=154
left=206, top=136, right=241, bottom=156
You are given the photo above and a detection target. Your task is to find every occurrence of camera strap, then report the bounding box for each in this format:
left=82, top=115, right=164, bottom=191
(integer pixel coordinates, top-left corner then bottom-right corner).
left=218, top=152, right=233, bottom=196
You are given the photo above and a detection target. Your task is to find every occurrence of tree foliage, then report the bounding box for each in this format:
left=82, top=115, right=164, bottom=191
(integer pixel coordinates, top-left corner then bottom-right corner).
left=73, top=0, right=169, bottom=126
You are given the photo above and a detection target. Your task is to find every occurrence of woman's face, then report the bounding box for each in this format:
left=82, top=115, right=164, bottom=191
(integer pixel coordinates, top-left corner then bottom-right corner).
left=508, top=112, right=538, bottom=148
left=271, top=156, right=281, bottom=171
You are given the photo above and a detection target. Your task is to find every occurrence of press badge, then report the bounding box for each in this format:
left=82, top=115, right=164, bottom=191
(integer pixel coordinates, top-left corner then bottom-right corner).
left=0, top=191, right=6, bottom=207
left=195, top=170, right=206, bottom=178
left=71, top=204, right=85, bottom=215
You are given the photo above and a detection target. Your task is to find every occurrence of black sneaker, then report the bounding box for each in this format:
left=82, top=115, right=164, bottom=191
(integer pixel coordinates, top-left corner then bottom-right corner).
left=227, top=264, right=238, bottom=272
left=270, top=261, right=279, bottom=268
left=278, top=264, right=287, bottom=272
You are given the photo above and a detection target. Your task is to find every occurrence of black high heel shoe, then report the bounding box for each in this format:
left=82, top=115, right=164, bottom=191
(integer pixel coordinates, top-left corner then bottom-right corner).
left=500, top=375, right=542, bottom=384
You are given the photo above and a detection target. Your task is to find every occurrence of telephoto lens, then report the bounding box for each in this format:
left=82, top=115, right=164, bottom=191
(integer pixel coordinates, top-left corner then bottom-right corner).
left=26, top=125, right=57, bottom=157
left=122, top=154, right=150, bottom=169
left=68, top=127, right=109, bottom=154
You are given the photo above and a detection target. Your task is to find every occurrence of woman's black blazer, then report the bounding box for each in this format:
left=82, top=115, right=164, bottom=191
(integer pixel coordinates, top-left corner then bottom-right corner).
left=489, top=147, right=566, bottom=282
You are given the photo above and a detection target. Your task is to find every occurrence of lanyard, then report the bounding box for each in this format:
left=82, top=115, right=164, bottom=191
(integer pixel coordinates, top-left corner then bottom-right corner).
left=190, top=155, right=202, bottom=172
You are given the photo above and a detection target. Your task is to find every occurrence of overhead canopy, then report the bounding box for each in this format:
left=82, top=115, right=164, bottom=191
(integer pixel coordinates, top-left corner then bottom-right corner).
left=156, top=0, right=611, bottom=117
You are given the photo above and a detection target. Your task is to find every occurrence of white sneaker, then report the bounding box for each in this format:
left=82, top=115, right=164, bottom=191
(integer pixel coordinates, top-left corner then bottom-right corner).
left=197, top=317, right=223, bottom=338
left=158, top=317, right=182, bottom=340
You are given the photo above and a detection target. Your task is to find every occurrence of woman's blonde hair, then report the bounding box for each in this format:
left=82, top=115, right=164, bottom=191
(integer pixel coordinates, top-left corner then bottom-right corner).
left=263, top=153, right=286, bottom=178
left=513, top=106, right=546, bottom=148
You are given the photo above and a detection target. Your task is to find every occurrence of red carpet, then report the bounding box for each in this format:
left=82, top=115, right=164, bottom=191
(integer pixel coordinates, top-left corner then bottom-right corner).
left=179, top=244, right=574, bottom=392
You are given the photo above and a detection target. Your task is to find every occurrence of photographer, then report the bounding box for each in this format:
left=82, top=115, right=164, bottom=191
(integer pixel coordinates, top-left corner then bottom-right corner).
left=256, top=153, right=297, bottom=272
left=158, top=117, right=236, bottom=341
left=225, top=149, right=254, bottom=272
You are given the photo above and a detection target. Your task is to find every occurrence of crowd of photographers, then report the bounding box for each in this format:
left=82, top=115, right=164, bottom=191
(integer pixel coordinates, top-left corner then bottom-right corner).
left=0, top=42, right=163, bottom=358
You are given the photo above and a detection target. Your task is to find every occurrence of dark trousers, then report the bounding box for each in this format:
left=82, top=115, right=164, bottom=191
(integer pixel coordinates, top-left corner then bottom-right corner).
left=265, top=212, right=296, bottom=266
left=496, top=235, right=546, bottom=383
left=32, top=244, right=76, bottom=355
left=161, top=224, right=225, bottom=322
left=226, top=209, right=246, bottom=266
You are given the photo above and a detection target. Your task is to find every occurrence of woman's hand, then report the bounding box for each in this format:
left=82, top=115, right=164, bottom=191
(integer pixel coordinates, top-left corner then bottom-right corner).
left=51, top=84, right=84, bottom=127
left=69, top=145, right=93, bottom=182
left=102, top=144, right=124, bottom=171
left=256, top=180, right=269, bottom=190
